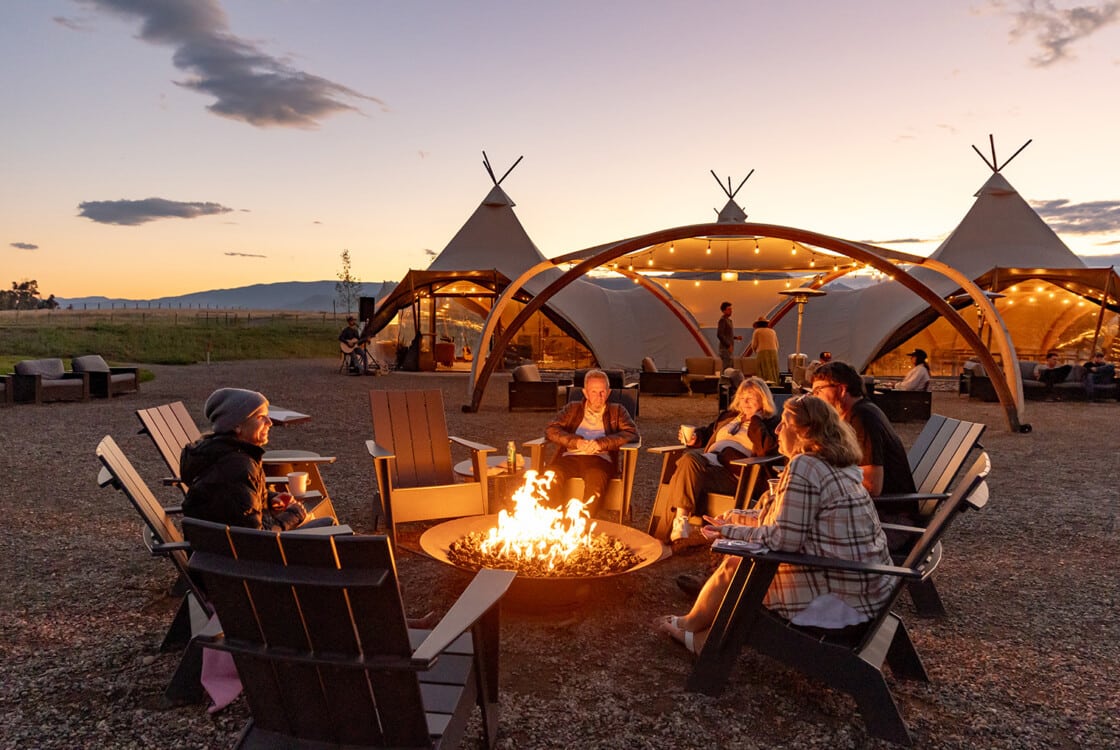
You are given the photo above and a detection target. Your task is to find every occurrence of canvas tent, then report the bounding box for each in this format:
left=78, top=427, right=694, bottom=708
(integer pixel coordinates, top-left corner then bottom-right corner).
left=778, top=170, right=1119, bottom=375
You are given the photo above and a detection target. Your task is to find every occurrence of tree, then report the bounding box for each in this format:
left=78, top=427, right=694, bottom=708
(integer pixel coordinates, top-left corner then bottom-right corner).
left=0, top=279, right=50, bottom=310
left=335, top=249, right=364, bottom=315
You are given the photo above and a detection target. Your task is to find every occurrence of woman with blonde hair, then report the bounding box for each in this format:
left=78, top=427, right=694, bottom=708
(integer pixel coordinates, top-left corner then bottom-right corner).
left=666, top=376, right=780, bottom=544
left=656, top=394, right=894, bottom=654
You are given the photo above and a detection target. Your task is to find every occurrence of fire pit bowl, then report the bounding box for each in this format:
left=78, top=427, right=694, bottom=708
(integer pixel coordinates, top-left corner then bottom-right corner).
left=419, top=514, right=669, bottom=613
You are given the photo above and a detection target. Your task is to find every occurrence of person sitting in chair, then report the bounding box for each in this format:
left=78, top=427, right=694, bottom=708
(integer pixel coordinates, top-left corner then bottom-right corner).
left=655, top=394, right=894, bottom=655
left=893, top=348, right=931, bottom=391
left=544, top=368, right=638, bottom=518
left=1034, top=350, right=1073, bottom=397
left=1083, top=350, right=1116, bottom=400
left=339, top=316, right=374, bottom=374
left=667, top=376, right=780, bottom=546
left=181, top=388, right=332, bottom=531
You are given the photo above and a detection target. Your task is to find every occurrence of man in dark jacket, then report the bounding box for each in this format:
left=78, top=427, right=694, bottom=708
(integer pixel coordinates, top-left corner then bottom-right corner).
left=181, top=388, right=309, bottom=530
left=544, top=369, right=638, bottom=517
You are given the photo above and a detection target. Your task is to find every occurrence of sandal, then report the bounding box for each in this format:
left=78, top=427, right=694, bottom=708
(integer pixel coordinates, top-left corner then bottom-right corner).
left=654, top=615, right=699, bottom=655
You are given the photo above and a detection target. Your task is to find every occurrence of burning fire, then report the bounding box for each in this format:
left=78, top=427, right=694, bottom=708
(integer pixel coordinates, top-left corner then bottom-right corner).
left=446, top=470, right=641, bottom=577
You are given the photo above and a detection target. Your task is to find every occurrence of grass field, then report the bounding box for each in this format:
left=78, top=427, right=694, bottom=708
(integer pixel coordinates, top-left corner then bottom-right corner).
left=0, top=308, right=354, bottom=372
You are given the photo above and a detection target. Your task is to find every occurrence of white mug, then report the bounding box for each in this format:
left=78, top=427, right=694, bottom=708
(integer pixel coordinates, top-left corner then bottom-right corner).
left=680, top=424, right=697, bottom=445
left=287, top=471, right=309, bottom=496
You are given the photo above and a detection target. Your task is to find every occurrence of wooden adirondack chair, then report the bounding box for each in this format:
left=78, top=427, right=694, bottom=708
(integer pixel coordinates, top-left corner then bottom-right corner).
left=523, top=437, right=641, bottom=523
left=96, top=435, right=212, bottom=706
left=136, top=400, right=337, bottom=521
left=182, top=517, right=516, bottom=749
left=367, top=390, right=496, bottom=547
left=686, top=451, right=992, bottom=746
left=873, top=413, right=987, bottom=616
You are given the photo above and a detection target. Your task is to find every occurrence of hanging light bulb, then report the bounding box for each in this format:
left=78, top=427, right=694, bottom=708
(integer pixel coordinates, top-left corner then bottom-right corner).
left=628, top=262, right=634, bottom=271
left=809, top=258, right=816, bottom=267
left=785, top=279, right=792, bottom=288
left=694, top=280, right=700, bottom=287
left=790, top=241, right=797, bottom=256
left=753, top=279, right=759, bottom=286
left=647, top=256, right=654, bottom=266
left=754, top=238, right=760, bottom=254
left=706, top=240, right=712, bottom=255
left=669, top=242, right=675, bottom=254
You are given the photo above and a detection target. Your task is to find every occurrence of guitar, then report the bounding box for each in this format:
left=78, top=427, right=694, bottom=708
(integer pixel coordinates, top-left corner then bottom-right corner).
left=340, top=338, right=362, bottom=354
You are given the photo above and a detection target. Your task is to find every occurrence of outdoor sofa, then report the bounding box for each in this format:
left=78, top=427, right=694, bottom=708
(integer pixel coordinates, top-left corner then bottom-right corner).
left=964, top=359, right=1118, bottom=401
left=71, top=355, right=140, bottom=398
left=11, top=358, right=90, bottom=404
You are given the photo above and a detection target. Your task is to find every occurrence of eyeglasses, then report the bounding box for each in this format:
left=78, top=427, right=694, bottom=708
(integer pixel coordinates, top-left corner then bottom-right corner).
left=810, top=383, right=837, bottom=396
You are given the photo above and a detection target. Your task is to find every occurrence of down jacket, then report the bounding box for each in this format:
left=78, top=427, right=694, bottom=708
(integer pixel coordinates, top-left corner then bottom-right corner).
left=180, top=434, right=306, bottom=531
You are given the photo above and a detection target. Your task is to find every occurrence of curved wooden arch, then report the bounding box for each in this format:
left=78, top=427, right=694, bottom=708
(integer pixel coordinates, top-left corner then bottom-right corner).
left=465, top=222, right=1026, bottom=431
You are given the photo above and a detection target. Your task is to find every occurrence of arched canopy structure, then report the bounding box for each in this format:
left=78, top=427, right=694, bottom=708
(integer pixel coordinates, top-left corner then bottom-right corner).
left=466, top=221, right=1027, bottom=432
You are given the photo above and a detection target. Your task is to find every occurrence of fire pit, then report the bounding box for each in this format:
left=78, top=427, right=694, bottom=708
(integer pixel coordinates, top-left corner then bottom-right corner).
left=419, top=470, right=667, bottom=612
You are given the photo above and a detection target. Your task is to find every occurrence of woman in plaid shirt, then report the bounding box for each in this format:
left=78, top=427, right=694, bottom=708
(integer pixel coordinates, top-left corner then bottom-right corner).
left=656, top=395, right=894, bottom=654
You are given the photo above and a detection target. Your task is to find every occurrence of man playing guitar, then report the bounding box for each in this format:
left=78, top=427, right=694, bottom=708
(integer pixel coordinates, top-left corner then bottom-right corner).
left=339, top=315, right=374, bottom=374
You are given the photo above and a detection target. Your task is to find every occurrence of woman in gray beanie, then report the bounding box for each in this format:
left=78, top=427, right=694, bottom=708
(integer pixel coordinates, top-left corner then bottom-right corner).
left=180, top=388, right=310, bottom=530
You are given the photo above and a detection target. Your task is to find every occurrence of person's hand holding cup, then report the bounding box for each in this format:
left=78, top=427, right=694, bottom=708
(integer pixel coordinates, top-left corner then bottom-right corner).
left=767, top=478, right=781, bottom=499
left=679, top=424, right=697, bottom=447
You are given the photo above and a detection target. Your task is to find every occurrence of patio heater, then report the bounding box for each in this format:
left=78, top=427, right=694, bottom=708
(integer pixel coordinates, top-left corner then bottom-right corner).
left=778, top=288, right=828, bottom=372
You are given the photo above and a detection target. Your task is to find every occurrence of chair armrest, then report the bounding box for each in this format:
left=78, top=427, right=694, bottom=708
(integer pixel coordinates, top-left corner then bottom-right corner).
left=523, top=437, right=546, bottom=447
left=873, top=492, right=950, bottom=505
left=366, top=439, right=394, bottom=460
left=262, top=452, right=336, bottom=465
left=879, top=522, right=925, bottom=536
left=729, top=455, right=784, bottom=468
left=282, top=524, right=353, bottom=537
left=164, top=504, right=182, bottom=515
left=151, top=540, right=192, bottom=556
left=161, top=476, right=186, bottom=489
left=449, top=435, right=497, bottom=453
left=618, top=440, right=641, bottom=452
left=711, top=540, right=923, bottom=579
left=648, top=444, right=688, bottom=455
left=97, top=466, right=116, bottom=489
left=411, top=568, right=517, bottom=667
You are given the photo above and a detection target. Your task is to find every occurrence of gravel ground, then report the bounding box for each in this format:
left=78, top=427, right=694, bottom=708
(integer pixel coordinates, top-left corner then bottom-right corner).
left=1, top=359, right=1117, bottom=749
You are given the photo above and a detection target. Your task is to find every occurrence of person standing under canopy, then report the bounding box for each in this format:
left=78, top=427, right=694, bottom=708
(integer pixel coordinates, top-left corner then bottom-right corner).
left=717, top=301, right=742, bottom=370
left=751, top=317, right=780, bottom=384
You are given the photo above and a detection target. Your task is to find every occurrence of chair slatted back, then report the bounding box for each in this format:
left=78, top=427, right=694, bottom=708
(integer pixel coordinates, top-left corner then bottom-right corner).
left=907, top=414, right=986, bottom=495
left=97, top=435, right=191, bottom=575
left=136, top=401, right=202, bottom=480
left=183, top=519, right=431, bottom=747
left=370, top=390, right=456, bottom=488
left=900, top=451, right=990, bottom=572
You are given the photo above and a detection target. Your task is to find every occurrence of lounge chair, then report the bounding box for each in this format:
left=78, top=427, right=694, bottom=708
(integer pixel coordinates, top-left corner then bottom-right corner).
left=686, top=451, right=992, bottom=745
left=368, top=389, right=495, bottom=548
left=183, top=516, right=515, bottom=748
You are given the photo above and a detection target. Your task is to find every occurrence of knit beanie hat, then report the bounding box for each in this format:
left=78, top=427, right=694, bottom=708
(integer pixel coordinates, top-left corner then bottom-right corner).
left=204, top=388, right=268, bottom=434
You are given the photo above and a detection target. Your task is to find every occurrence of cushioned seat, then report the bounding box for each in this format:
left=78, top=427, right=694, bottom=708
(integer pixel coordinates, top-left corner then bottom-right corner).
left=682, top=357, right=721, bottom=395
left=71, top=355, right=140, bottom=398
left=639, top=357, right=688, bottom=396
left=12, top=358, right=90, bottom=403
left=508, top=363, right=570, bottom=411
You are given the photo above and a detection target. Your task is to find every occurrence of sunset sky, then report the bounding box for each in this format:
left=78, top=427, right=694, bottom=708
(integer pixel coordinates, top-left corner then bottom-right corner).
left=3, top=0, right=1120, bottom=299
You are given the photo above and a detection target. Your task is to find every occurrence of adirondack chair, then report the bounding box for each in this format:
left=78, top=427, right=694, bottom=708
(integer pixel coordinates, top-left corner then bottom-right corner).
left=523, top=437, right=641, bottom=523
left=182, top=517, right=516, bottom=749
left=368, top=389, right=496, bottom=547
left=136, top=400, right=337, bottom=521
left=95, top=435, right=212, bottom=706
left=686, top=451, right=991, bottom=746
left=874, top=413, right=987, bottom=616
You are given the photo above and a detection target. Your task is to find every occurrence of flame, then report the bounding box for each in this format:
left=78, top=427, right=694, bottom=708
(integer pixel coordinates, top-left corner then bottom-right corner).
left=478, top=470, right=595, bottom=571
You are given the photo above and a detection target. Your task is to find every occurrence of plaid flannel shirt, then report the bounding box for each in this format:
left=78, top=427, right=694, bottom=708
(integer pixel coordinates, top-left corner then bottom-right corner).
left=723, top=453, right=895, bottom=621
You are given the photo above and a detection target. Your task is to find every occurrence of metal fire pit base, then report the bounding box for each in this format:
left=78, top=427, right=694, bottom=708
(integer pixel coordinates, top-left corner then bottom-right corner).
left=419, top=515, right=669, bottom=614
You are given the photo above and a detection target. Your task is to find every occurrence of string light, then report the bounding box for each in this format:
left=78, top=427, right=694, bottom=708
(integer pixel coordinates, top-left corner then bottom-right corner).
left=669, top=243, right=675, bottom=254
left=706, top=240, right=712, bottom=255
left=694, top=280, right=700, bottom=287
left=753, top=279, right=759, bottom=286
left=754, top=239, right=760, bottom=254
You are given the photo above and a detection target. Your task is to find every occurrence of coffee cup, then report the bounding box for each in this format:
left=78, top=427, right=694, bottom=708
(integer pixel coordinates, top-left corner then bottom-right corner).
left=679, top=424, right=697, bottom=445
left=287, top=471, right=309, bottom=496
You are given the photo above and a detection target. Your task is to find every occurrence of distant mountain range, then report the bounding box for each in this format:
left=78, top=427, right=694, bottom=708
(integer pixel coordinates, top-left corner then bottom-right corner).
left=55, top=280, right=394, bottom=312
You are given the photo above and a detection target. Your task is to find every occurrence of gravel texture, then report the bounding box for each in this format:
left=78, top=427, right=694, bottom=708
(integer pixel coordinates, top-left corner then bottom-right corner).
left=1, top=359, right=1117, bottom=749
